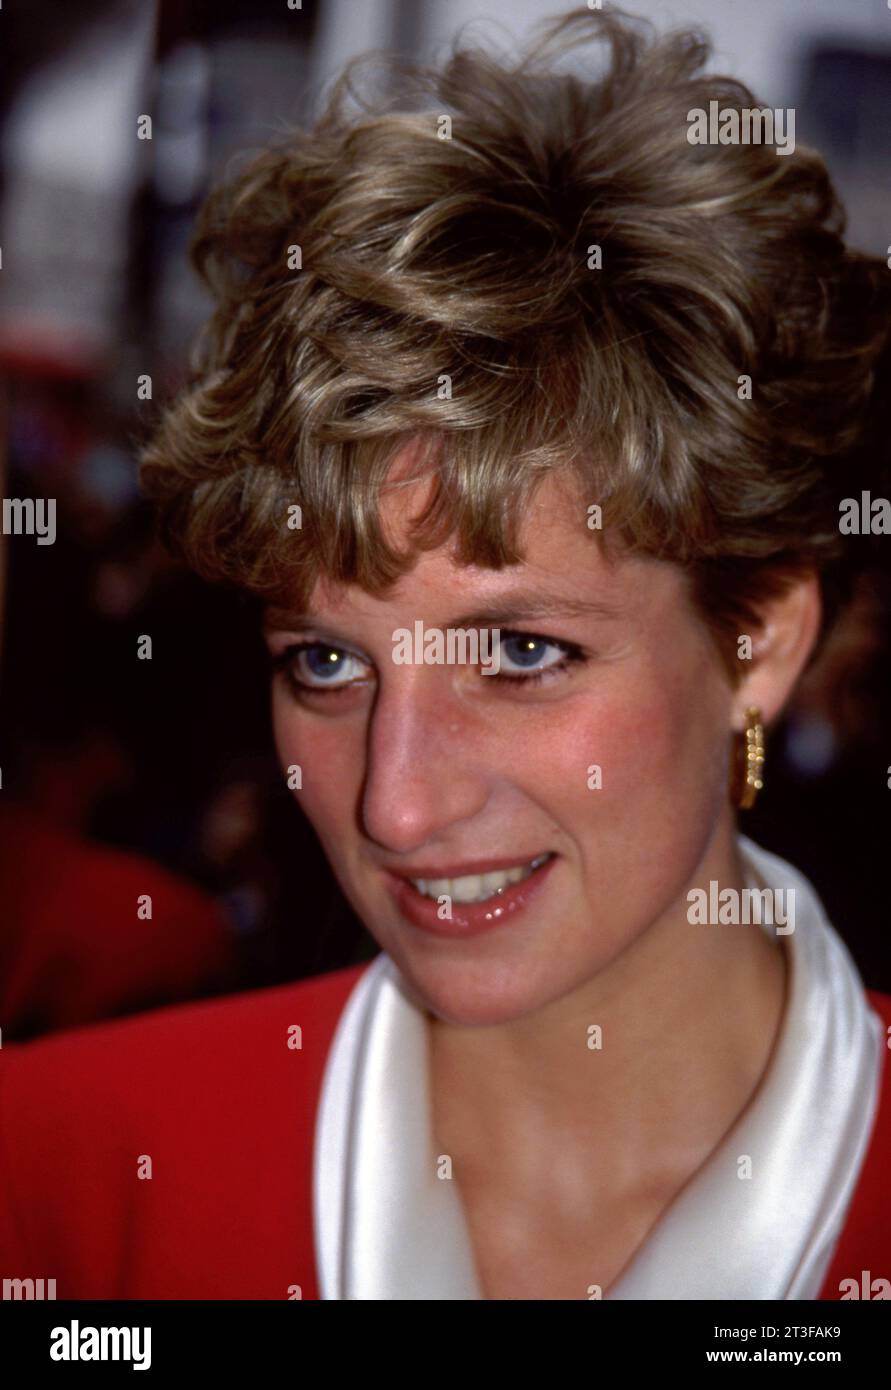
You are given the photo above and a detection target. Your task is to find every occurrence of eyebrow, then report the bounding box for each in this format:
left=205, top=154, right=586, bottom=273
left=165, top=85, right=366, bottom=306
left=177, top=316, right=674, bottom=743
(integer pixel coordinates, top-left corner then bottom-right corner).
left=446, top=592, right=625, bottom=628
left=263, top=591, right=624, bottom=632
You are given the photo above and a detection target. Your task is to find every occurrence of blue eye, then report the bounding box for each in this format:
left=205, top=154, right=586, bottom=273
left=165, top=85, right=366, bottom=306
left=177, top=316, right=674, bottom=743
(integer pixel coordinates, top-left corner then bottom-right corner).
left=305, top=646, right=349, bottom=679
left=494, top=636, right=583, bottom=683
left=498, top=633, right=569, bottom=676
left=275, top=643, right=369, bottom=691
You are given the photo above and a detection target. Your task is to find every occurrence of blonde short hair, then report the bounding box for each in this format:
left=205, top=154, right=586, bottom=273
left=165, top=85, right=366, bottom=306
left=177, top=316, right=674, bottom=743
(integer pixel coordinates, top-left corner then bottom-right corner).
left=140, top=6, right=890, bottom=678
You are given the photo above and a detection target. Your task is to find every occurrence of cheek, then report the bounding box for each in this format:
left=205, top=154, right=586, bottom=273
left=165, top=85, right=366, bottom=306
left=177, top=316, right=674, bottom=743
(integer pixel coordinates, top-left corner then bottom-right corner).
left=271, top=689, right=365, bottom=843
left=523, top=651, right=729, bottom=851
left=611, top=673, right=720, bottom=796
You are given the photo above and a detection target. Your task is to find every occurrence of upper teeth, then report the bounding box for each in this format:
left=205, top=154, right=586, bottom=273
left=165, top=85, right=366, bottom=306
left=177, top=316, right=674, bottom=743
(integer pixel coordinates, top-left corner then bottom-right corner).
left=410, top=854, right=549, bottom=905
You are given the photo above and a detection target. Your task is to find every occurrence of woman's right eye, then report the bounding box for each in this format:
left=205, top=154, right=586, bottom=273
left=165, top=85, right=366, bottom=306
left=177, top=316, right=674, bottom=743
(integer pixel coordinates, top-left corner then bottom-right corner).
left=273, top=643, right=371, bottom=691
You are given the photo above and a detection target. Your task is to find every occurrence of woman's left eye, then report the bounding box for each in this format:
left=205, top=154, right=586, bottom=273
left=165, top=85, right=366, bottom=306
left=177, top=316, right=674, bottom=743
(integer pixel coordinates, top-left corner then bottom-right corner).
left=494, top=632, right=582, bottom=682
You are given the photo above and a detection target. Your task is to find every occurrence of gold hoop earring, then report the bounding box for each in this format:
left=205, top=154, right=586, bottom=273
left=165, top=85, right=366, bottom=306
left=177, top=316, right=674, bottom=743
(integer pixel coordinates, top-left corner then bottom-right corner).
left=732, top=706, right=765, bottom=810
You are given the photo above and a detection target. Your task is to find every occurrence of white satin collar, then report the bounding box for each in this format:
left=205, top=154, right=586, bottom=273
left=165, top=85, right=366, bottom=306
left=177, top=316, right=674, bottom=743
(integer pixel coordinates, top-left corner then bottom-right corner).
left=314, top=836, right=883, bottom=1299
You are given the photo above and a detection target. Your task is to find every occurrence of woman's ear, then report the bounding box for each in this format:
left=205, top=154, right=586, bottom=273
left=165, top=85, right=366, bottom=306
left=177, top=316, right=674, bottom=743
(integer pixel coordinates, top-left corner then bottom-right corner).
left=731, top=571, right=822, bottom=729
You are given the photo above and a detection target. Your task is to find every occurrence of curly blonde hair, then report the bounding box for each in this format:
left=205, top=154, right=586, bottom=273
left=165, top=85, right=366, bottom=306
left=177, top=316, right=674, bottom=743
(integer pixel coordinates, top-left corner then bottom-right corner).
left=140, top=6, right=890, bottom=678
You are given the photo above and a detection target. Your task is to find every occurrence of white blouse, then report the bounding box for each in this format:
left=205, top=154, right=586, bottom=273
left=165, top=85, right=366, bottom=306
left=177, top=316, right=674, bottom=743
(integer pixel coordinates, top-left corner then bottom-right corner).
left=314, top=835, right=884, bottom=1299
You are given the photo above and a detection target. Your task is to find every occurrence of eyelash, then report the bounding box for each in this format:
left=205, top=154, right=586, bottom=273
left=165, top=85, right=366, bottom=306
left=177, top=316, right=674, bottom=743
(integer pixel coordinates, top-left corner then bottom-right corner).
left=493, top=633, right=586, bottom=685
left=270, top=631, right=587, bottom=695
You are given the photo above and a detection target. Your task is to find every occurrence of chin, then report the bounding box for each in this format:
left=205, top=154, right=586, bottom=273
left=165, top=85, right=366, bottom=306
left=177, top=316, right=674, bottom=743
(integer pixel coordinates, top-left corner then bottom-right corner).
left=385, top=944, right=574, bottom=1029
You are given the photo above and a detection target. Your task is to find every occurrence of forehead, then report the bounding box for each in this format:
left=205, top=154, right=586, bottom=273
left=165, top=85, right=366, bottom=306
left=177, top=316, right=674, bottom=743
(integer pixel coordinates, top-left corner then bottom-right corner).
left=378, top=446, right=583, bottom=549
left=302, top=462, right=683, bottom=625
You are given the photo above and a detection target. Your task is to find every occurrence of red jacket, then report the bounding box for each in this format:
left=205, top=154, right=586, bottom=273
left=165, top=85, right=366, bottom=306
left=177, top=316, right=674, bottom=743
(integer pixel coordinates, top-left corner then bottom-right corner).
left=1, top=965, right=889, bottom=1300
left=0, top=804, right=238, bottom=1039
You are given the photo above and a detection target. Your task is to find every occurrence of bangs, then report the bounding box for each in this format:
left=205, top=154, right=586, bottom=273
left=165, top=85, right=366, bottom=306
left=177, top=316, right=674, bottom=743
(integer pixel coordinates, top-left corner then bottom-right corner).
left=140, top=6, right=886, bottom=654
left=144, top=287, right=716, bottom=610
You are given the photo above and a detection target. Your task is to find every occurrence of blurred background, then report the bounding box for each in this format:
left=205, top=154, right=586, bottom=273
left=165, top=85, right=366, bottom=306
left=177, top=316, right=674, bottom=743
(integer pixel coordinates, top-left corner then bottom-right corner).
left=1, top=0, right=889, bottom=1041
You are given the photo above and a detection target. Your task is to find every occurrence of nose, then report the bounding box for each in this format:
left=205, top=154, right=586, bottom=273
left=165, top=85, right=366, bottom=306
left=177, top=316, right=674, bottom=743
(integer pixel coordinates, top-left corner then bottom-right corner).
left=361, top=672, right=489, bottom=856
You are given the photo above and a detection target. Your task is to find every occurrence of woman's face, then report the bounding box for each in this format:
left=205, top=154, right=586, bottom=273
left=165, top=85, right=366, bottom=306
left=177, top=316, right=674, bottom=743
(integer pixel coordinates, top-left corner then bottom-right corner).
left=264, top=468, right=738, bottom=1026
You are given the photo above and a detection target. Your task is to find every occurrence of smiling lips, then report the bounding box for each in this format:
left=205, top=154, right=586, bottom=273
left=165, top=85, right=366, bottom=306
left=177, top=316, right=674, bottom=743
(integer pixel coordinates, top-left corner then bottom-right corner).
left=387, top=852, right=556, bottom=937
left=409, top=852, right=551, bottom=905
